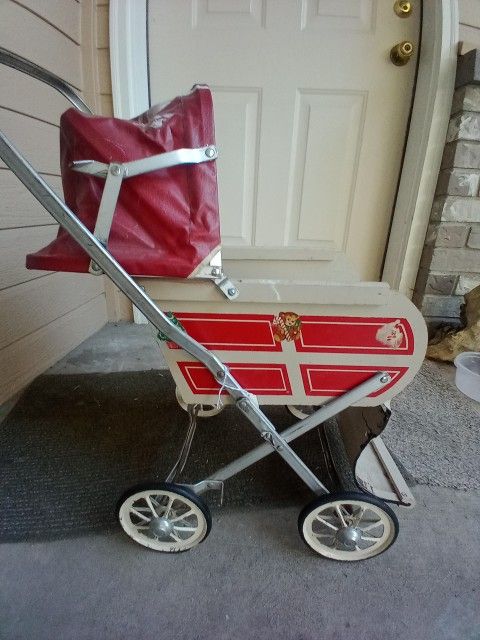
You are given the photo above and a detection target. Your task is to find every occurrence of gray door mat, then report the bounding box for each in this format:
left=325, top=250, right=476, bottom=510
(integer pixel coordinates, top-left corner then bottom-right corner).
left=0, top=371, right=333, bottom=542
left=2, top=358, right=478, bottom=543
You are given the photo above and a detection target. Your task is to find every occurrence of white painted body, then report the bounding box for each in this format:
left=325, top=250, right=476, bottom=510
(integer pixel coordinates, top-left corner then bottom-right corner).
left=139, top=254, right=427, bottom=407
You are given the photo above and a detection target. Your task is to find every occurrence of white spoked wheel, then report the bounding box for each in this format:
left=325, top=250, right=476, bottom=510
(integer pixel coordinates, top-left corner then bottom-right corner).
left=286, top=405, right=318, bottom=420
left=175, top=387, right=224, bottom=418
left=298, top=491, right=399, bottom=561
left=118, top=483, right=211, bottom=552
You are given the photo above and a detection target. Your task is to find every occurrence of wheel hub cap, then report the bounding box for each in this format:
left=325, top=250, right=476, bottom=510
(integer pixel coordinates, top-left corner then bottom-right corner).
left=149, top=517, right=174, bottom=538
left=336, top=526, right=362, bottom=546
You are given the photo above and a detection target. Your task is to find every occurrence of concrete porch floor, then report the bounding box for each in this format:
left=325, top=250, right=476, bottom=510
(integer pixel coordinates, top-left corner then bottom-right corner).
left=1, top=322, right=479, bottom=640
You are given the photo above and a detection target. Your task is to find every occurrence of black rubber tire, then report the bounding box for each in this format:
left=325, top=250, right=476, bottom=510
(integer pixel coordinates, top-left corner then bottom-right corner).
left=298, top=490, right=399, bottom=561
left=117, top=482, right=212, bottom=551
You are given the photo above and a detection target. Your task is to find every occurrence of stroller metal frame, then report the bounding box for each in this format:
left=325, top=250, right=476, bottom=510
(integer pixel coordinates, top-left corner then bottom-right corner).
left=0, top=47, right=411, bottom=560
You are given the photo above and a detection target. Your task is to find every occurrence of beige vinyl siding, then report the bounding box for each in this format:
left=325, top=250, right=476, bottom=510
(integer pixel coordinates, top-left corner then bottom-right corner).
left=0, top=110, right=60, bottom=174
left=459, top=0, right=480, bottom=52
left=89, top=0, right=132, bottom=320
left=0, top=172, right=63, bottom=228
left=95, top=0, right=113, bottom=129
left=1, top=2, right=82, bottom=89
left=14, top=0, right=82, bottom=44
left=77, top=0, right=130, bottom=320
left=84, top=0, right=113, bottom=117
left=0, top=0, right=107, bottom=403
left=1, top=227, right=56, bottom=290
left=1, top=296, right=107, bottom=402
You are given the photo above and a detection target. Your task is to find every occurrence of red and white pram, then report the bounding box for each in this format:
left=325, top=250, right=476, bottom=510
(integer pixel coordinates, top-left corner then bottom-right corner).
left=0, top=47, right=427, bottom=561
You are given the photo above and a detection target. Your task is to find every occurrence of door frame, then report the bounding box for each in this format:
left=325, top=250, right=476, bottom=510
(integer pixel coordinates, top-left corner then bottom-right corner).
left=110, top=0, right=149, bottom=119
left=110, top=0, right=459, bottom=296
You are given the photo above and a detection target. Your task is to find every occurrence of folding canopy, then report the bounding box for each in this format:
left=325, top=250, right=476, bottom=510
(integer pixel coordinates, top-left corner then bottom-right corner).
left=26, top=85, right=221, bottom=279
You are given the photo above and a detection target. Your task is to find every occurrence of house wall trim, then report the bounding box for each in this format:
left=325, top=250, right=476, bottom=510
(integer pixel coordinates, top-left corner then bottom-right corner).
left=383, top=1, right=459, bottom=295
left=109, top=0, right=149, bottom=118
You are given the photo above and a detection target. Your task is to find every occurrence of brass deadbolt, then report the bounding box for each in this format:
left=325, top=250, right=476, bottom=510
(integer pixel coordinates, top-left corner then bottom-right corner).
left=393, top=1, right=413, bottom=18
left=390, top=41, right=414, bottom=66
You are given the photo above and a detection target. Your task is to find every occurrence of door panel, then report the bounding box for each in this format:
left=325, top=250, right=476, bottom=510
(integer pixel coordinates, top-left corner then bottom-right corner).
left=300, top=0, right=376, bottom=33
left=212, top=87, right=261, bottom=246
left=148, top=0, right=420, bottom=279
left=287, top=90, right=366, bottom=248
left=192, top=0, right=267, bottom=29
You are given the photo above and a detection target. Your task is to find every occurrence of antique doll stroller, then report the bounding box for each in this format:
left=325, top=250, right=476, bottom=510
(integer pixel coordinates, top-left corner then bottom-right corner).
left=0, top=48, right=427, bottom=561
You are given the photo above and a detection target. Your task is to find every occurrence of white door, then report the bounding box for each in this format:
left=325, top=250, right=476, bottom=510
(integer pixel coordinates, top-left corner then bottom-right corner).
left=148, top=0, right=420, bottom=280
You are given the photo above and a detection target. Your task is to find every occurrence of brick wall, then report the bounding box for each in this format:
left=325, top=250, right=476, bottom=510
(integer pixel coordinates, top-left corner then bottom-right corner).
left=414, top=50, right=480, bottom=332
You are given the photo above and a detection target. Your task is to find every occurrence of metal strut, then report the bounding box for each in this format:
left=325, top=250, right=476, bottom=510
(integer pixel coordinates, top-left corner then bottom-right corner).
left=165, top=404, right=200, bottom=483
left=185, top=372, right=391, bottom=497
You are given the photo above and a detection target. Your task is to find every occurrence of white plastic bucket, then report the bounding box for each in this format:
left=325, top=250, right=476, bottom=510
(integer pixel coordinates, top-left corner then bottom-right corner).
left=454, top=351, right=480, bottom=402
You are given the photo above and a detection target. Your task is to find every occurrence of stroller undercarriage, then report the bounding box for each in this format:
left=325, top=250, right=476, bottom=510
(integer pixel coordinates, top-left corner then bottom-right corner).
left=0, top=48, right=425, bottom=561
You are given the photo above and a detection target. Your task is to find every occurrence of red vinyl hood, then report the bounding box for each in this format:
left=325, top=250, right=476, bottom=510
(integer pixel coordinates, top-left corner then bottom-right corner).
left=26, top=85, right=221, bottom=278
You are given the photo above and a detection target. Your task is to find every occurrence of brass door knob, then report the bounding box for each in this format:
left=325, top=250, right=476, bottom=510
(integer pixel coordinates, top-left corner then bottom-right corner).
left=394, top=1, right=413, bottom=18
left=390, top=41, right=414, bottom=66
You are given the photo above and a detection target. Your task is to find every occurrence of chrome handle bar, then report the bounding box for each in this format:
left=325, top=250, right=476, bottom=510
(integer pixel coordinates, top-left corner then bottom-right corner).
left=0, top=46, right=92, bottom=114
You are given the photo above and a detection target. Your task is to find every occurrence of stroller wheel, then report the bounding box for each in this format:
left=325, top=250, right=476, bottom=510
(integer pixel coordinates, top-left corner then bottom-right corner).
left=175, top=387, right=223, bottom=418
left=118, top=482, right=211, bottom=552
left=298, top=491, right=399, bottom=561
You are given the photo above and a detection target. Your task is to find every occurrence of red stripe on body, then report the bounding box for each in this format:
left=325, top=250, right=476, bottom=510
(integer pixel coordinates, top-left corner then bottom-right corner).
left=167, top=313, right=281, bottom=351
left=177, top=361, right=292, bottom=395
left=300, top=364, right=408, bottom=397
left=296, top=316, right=414, bottom=355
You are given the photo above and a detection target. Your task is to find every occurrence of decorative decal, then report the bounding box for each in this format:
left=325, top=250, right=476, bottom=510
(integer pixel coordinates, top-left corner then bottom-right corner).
left=272, top=312, right=302, bottom=343
left=375, top=320, right=404, bottom=349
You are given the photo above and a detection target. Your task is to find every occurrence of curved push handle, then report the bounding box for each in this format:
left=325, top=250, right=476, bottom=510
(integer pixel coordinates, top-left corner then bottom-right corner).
left=0, top=46, right=92, bottom=114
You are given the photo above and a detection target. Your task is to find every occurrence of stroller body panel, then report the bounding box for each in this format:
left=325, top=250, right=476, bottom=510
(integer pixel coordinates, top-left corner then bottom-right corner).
left=143, top=276, right=427, bottom=407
